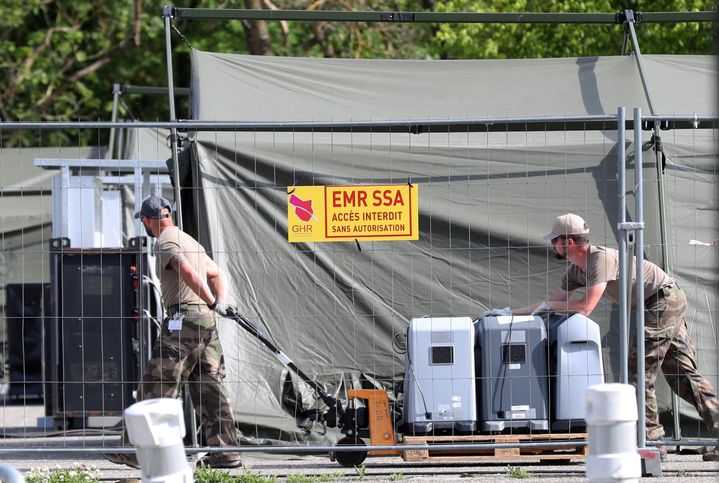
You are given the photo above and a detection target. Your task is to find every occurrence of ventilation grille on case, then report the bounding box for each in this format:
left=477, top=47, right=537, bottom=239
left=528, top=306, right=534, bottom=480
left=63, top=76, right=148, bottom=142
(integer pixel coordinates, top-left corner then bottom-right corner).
left=431, top=331, right=452, bottom=344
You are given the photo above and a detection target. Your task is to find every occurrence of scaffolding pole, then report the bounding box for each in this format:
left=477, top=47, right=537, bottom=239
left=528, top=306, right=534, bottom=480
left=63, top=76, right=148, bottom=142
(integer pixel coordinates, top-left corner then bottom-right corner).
left=617, top=106, right=629, bottom=385
left=625, top=9, right=681, bottom=443
left=163, top=6, right=183, bottom=230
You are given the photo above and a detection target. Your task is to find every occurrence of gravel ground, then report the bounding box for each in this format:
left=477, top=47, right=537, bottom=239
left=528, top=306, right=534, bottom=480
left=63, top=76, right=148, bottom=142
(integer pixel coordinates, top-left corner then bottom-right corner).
left=1, top=396, right=717, bottom=482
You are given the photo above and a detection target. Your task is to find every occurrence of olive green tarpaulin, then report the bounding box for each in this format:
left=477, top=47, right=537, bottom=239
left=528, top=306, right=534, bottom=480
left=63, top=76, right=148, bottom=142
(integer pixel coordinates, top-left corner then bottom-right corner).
left=184, top=50, right=717, bottom=443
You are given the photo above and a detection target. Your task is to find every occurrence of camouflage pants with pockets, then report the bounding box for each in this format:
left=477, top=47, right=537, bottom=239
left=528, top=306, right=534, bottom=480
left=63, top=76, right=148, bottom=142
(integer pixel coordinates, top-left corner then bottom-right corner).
left=629, top=283, right=719, bottom=440
left=134, top=304, right=238, bottom=447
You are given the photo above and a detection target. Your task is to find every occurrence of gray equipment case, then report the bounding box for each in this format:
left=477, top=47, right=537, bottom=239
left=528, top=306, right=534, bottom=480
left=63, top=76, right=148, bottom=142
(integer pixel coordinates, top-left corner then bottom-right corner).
left=547, top=313, right=604, bottom=430
left=475, top=315, right=549, bottom=432
left=402, top=317, right=477, bottom=434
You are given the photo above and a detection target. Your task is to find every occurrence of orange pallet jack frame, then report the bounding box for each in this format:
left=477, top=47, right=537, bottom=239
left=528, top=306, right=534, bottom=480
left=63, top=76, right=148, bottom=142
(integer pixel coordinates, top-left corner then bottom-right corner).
left=330, top=388, right=402, bottom=467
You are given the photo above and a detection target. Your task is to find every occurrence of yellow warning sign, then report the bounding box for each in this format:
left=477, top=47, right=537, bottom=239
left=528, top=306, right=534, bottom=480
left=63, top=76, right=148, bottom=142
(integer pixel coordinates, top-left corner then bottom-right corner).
left=288, top=185, right=419, bottom=243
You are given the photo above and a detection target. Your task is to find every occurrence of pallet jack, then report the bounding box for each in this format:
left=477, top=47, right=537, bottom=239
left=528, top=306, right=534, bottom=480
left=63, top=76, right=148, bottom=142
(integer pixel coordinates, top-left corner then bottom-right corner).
left=227, top=309, right=400, bottom=467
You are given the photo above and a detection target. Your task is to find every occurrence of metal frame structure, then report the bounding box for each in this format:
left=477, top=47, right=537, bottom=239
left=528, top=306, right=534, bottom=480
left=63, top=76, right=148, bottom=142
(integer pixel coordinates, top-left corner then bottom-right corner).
left=0, top=113, right=717, bottom=466
left=158, top=7, right=716, bottom=457
left=0, top=5, right=716, bottom=469
left=33, top=157, right=169, bottom=240
left=159, top=6, right=717, bottom=236
left=107, top=84, right=190, bottom=161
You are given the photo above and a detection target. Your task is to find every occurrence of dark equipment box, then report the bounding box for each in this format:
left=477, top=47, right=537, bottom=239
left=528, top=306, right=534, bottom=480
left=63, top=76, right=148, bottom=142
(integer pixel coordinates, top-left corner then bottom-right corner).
left=43, top=237, right=155, bottom=429
left=475, top=315, right=549, bottom=432
left=5, top=283, right=48, bottom=400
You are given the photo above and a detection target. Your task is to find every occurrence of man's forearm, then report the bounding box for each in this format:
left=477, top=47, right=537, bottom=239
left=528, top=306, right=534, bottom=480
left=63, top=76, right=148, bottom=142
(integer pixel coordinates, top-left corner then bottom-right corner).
left=528, top=299, right=591, bottom=316
left=512, top=301, right=543, bottom=315
left=207, top=272, right=227, bottom=304
left=171, top=255, right=217, bottom=305
left=514, top=298, right=587, bottom=316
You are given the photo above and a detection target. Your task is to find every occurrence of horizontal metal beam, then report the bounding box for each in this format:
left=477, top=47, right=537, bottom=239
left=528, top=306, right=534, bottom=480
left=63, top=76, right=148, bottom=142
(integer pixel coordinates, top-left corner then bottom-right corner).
left=169, top=8, right=620, bottom=24
left=120, top=85, right=191, bottom=96
left=3, top=116, right=616, bottom=134
left=650, top=439, right=719, bottom=447
left=639, top=11, right=719, bottom=23
left=2, top=114, right=715, bottom=134
left=34, top=158, right=168, bottom=171
left=0, top=440, right=585, bottom=454
left=167, top=8, right=718, bottom=24
left=100, top=174, right=171, bottom=185
left=0, top=438, right=714, bottom=456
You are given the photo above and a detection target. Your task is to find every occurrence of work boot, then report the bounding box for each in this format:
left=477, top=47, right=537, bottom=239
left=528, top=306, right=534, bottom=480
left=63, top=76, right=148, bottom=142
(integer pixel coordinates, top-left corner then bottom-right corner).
left=196, top=452, right=242, bottom=469
left=103, top=451, right=140, bottom=469
left=702, top=447, right=719, bottom=462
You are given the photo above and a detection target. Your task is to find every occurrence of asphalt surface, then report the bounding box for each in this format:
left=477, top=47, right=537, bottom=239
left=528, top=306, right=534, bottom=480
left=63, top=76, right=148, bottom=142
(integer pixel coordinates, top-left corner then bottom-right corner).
left=1, top=395, right=717, bottom=482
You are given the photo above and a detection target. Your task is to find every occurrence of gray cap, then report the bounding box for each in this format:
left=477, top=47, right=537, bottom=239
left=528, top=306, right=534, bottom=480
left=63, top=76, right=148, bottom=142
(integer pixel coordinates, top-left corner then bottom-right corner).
left=135, top=196, right=172, bottom=219
left=541, top=213, right=589, bottom=240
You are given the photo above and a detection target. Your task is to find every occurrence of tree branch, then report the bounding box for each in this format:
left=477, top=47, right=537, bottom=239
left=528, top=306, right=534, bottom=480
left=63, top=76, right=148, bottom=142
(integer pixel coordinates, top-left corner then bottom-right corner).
left=134, top=0, right=142, bottom=46
left=35, top=38, right=130, bottom=109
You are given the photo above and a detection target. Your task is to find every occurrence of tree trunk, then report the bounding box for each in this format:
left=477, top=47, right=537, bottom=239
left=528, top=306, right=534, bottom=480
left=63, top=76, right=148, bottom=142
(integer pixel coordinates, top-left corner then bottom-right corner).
left=244, top=0, right=273, bottom=55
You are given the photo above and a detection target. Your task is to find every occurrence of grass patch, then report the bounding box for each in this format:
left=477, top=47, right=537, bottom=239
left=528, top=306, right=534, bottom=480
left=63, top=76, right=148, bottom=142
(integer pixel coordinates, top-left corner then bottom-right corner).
left=286, top=472, right=344, bottom=483
left=25, top=464, right=101, bottom=483
left=505, top=465, right=530, bottom=479
left=194, top=466, right=276, bottom=483
left=235, top=470, right=277, bottom=483
left=354, top=465, right=367, bottom=480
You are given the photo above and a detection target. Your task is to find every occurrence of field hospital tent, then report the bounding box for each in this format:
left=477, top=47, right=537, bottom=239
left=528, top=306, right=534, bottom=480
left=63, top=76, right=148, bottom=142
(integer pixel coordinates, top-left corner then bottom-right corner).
left=180, top=50, right=717, bottom=443
left=0, top=147, right=105, bottom=310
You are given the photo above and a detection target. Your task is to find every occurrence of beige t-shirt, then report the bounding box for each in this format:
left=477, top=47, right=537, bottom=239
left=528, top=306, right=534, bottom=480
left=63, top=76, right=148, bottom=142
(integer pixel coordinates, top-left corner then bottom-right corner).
left=561, top=245, right=673, bottom=305
left=155, top=226, right=208, bottom=308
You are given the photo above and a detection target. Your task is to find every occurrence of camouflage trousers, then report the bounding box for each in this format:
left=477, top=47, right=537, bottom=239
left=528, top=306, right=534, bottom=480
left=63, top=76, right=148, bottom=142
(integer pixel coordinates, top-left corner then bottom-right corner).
left=629, top=283, right=719, bottom=440
left=130, top=305, right=238, bottom=447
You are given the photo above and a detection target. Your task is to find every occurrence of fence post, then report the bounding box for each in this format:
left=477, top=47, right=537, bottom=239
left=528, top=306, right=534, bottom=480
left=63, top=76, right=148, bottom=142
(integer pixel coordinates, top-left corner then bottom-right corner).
left=0, top=465, right=24, bottom=483
left=585, top=383, right=641, bottom=482
left=125, top=398, right=192, bottom=483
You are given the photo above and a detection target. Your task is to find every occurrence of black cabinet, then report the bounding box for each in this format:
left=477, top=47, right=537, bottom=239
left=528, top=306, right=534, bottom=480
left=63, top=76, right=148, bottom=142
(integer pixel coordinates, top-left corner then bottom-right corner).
left=44, top=237, right=155, bottom=428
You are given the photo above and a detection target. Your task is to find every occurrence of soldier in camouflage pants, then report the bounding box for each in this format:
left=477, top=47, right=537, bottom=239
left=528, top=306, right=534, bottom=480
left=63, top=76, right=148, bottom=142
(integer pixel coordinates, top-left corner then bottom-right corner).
left=139, top=306, right=238, bottom=448
left=105, top=196, right=241, bottom=469
left=515, top=214, right=719, bottom=462
left=629, top=283, right=719, bottom=455
left=105, top=307, right=239, bottom=469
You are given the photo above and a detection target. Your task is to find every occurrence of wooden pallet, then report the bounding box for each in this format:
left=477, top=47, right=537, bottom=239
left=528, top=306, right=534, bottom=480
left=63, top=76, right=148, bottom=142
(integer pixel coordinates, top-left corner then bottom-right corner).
left=401, top=432, right=587, bottom=463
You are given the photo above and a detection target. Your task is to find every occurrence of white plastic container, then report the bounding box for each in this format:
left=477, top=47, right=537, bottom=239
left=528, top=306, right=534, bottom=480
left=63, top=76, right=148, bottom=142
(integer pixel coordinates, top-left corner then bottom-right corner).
left=124, top=398, right=192, bottom=483
left=585, top=384, right=642, bottom=482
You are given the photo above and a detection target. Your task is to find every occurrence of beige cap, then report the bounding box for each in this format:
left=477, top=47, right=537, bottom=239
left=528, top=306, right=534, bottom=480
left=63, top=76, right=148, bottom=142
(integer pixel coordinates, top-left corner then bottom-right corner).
left=541, top=213, right=590, bottom=240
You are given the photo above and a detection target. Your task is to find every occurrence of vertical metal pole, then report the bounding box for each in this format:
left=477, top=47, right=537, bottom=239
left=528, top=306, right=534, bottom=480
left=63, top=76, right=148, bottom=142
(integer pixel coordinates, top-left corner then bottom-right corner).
left=163, top=6, right=183, bottom=230
left=617, top=107, right=629, bottom=384
left=162, top=6, right=197, bottom=454
left=164, top=7, right=193, bottom=451
left=107, top=84, right=121, bottom=159
left=134, top=166, right=144, bottom=237
left=626, top=6, right=680, bottom=444
left=652, top=125, right=670, bottom=276
left=652, top=122, right=681, bottom=441
left=60, top=166, right=71, bottom=240
left=634, top=107, right=646, bottom=449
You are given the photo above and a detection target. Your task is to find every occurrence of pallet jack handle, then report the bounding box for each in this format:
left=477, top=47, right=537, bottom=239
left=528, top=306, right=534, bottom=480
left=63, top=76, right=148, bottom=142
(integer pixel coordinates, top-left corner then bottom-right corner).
left=227, top=310, right=341, bottom=413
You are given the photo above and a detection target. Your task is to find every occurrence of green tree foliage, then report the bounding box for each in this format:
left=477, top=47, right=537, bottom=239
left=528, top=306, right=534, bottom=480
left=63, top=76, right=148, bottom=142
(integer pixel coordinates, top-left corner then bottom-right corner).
left=432, top=0, right=715, bottom=59
left=0, top=0, right=714, bottom=146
